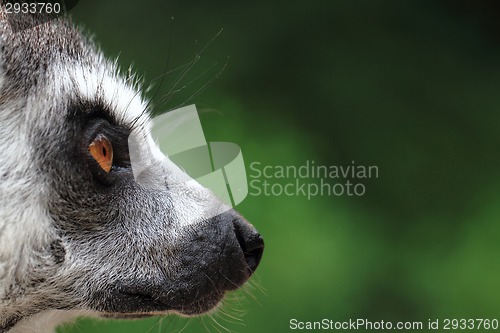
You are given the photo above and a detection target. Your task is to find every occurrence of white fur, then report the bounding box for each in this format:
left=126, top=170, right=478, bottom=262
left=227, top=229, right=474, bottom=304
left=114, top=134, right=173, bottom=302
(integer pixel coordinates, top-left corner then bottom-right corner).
left=9, top=311, right=95, bottom=333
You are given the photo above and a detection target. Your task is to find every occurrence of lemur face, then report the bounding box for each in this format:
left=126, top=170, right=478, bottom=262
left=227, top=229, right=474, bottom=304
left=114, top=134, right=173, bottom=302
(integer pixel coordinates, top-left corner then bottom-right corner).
left=0, top=9, right=263, bottom=332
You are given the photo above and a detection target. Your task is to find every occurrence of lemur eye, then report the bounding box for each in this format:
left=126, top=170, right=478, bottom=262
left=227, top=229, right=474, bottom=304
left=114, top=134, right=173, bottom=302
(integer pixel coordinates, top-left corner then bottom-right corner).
left=88, top=134, right=113, bottom=173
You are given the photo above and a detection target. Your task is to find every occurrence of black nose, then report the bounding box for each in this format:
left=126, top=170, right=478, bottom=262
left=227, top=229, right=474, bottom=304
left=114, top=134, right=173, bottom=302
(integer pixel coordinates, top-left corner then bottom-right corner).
left=232, top=215, right=264, bottom=274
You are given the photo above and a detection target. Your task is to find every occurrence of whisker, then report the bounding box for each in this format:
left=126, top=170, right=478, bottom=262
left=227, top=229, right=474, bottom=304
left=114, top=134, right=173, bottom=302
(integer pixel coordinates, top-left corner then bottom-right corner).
left=143, top=316, right=163, bottom=333
left=167, top=60, right=227, bottom=111
left=155, top=28, right=225, bottom=113
left=208, top=312, right=234, bottom=333
left=142, top=16, right=175, bottom=117
left=200, top=315, right=213, bottom=333
left=155, top=61, right=219, bottom=109
left=213, top=305, right=244, bottom=325
left=172, top=316, right=192, bottom=333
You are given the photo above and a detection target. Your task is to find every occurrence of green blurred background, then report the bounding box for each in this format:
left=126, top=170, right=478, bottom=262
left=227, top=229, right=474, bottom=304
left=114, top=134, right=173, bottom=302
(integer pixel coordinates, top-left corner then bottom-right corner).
left=60, top=1, right=500, bottom=332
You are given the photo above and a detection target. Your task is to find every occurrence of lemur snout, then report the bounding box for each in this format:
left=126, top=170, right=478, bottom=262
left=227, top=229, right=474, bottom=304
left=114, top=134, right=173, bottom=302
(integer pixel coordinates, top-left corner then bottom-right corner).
left=104, top=210, right=263, bottom=315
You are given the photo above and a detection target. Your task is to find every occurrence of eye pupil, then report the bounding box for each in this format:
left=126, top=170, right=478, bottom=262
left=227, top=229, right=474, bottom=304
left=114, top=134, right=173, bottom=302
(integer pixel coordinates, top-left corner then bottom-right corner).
left=88, top=134, right=113, bottom=173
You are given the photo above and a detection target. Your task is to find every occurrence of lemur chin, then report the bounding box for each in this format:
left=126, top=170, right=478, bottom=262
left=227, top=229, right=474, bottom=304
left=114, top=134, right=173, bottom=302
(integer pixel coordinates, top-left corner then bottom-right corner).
left=0, top=7, right=264, bottom=333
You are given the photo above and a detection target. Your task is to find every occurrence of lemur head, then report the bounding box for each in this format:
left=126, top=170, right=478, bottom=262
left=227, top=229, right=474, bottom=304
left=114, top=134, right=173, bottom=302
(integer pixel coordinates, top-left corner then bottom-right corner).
left=0, top=8, right=263, bottom=332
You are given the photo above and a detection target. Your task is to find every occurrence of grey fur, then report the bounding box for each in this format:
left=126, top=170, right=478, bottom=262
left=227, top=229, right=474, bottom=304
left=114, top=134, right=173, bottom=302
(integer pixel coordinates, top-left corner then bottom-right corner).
left=0, top=8, right=263, bottom=333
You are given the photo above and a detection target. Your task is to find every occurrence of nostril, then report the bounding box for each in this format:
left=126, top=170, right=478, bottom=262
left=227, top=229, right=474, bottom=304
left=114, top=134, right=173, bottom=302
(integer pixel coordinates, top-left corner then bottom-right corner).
left=233, top=218, right=265, bottom=274
left=243, top=234, right=264, bottom=273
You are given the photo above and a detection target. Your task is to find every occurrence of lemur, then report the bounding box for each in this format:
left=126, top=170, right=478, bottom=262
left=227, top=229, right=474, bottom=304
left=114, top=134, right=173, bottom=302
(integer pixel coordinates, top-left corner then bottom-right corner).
left=0, top=6, right=264, bottom=333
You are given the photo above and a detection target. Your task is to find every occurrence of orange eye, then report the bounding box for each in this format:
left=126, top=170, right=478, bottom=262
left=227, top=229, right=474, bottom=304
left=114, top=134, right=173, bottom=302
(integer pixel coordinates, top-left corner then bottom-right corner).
left=88, top=134, right=113, bottom=173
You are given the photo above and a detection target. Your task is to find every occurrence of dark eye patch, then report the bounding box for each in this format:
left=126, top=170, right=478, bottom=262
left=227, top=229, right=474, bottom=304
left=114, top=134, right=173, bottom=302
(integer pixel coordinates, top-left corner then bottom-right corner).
left=66, top=101, right=134, bottom=186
